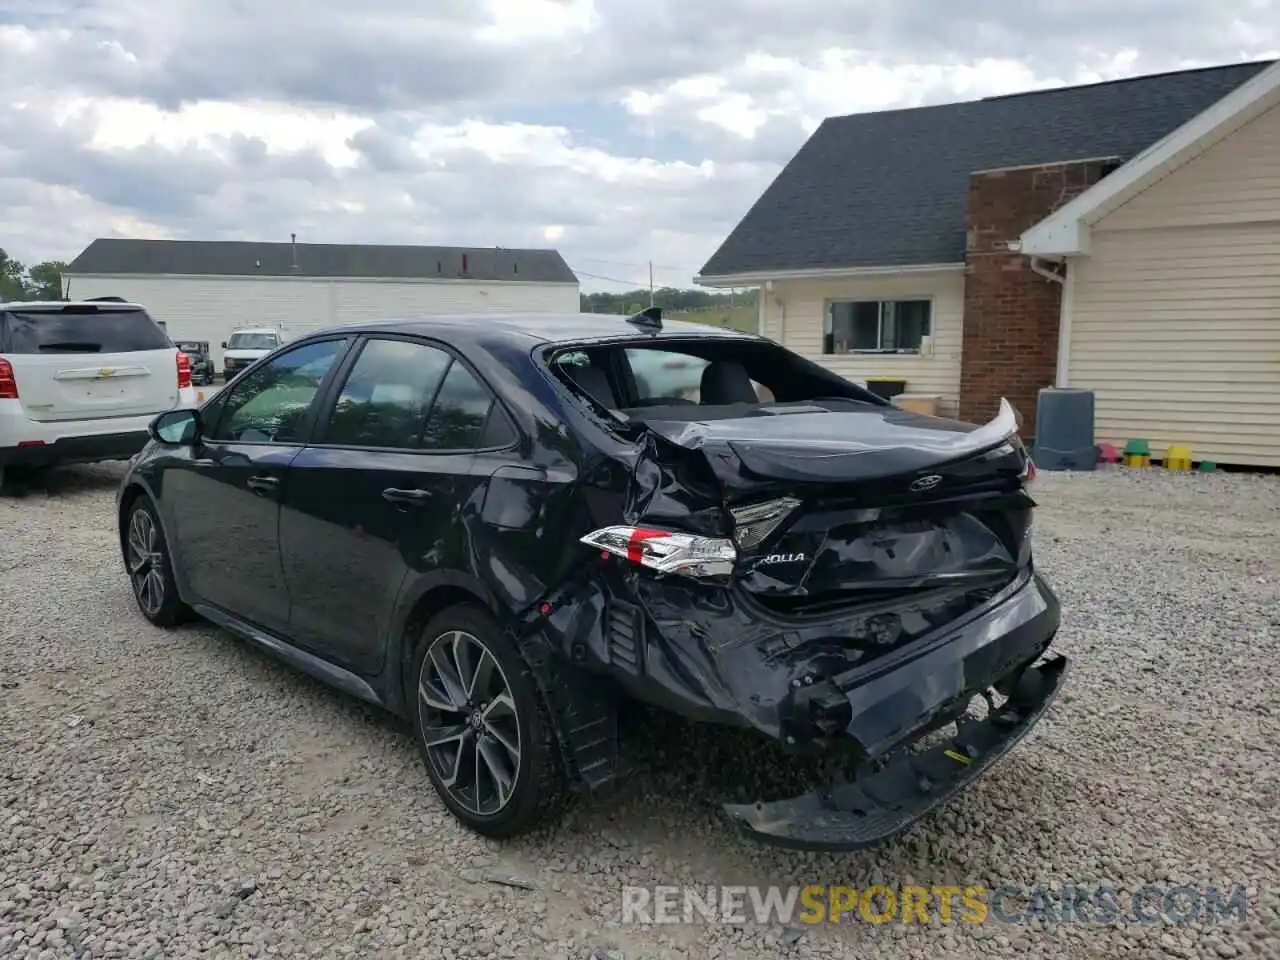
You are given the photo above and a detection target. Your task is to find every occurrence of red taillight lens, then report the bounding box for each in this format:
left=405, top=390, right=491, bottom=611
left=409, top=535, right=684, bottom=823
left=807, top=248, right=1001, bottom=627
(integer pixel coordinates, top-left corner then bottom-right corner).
left=176, top=352, right=192, bottom=389
left=581, top=525, right=737, bottom=578
left=0, top=357, right=18, bottom=400
left=1022, top=458, right=1037, bottom=486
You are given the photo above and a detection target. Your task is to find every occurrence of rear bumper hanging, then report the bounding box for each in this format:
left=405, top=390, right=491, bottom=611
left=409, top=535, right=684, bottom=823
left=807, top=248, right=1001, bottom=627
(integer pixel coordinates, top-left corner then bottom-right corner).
left=721, top=654, right=1068, bottom=851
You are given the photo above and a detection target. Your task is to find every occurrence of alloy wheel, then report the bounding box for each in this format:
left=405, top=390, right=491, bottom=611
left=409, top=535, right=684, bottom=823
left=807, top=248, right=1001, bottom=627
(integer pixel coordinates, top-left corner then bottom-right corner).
left=126, top=508, right=166, bottom=617
left=417, top=630, right=523, bottom=816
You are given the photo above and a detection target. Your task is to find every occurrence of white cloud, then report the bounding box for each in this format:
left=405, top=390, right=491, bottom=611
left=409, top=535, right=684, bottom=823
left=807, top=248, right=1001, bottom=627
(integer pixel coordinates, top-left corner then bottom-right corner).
left=48, top=97, right=373, bottom=167
left=478, top=0, right=599, bottom=44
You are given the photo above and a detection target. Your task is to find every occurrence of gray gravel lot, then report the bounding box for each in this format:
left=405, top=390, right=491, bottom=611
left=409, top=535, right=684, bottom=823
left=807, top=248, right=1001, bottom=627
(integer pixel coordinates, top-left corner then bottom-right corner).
left=1, top=465, right=1278, bottom=959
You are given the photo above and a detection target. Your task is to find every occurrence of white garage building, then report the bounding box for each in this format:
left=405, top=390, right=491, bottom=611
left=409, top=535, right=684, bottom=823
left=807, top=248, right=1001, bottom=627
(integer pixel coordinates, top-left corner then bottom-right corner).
left=63, top=238, right=581, bottom=368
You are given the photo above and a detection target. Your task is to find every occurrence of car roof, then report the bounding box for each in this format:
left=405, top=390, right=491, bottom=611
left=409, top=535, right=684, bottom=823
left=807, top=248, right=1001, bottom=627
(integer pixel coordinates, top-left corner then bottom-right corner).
left=298, top=311, right=763, bottom=348
left=0, top=300, right=148, bottom=311
left=230, top=327, right=282, bottom=334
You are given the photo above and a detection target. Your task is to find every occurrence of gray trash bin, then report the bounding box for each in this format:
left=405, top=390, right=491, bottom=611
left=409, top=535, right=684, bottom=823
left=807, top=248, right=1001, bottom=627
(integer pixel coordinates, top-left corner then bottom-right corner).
left=1031, top=387, right=1099, bottom=471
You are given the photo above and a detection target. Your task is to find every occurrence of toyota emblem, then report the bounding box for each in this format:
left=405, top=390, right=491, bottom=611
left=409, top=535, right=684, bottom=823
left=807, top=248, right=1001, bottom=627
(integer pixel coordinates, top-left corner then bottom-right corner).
left=909, top=474, right=943, bottom=492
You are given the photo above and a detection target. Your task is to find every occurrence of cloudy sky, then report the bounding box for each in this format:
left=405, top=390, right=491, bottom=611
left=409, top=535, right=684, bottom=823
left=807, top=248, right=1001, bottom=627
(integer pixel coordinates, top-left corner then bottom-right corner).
left=1, top=1, right=1277, bottom=291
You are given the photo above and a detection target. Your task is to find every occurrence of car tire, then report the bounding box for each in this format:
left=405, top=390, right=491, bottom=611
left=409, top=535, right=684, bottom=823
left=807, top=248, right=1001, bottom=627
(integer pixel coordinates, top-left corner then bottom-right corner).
left=122, top=496, right=192, bottom=627
left=410, top=604, right=568, bottom=839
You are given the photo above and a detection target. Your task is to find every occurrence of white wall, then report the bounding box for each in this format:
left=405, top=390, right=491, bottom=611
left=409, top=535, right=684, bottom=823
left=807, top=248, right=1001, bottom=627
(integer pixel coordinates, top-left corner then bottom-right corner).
left=64, top=274, right=581, bottom=367
left=762, top=271, right=966, bottom=415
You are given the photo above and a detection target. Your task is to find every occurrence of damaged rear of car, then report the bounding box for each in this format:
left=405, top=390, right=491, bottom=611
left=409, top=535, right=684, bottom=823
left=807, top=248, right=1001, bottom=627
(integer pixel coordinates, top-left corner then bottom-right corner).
left=536, top=311, right=1065, bottom=851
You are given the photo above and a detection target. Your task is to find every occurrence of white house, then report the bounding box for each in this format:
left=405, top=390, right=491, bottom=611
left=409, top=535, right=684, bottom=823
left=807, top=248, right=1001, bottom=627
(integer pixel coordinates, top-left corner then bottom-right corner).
left=697, top=59, right=1280, bottom=466
left=64, top=238, right=581, bottom=369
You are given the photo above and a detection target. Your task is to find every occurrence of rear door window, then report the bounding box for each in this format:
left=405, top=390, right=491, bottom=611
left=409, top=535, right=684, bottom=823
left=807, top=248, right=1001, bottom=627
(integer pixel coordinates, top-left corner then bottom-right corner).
left=420, top=360, right=499, bottom=451
left=1, top=306, right=171, bottom=354
left=321, top=338, right=453, bottom=449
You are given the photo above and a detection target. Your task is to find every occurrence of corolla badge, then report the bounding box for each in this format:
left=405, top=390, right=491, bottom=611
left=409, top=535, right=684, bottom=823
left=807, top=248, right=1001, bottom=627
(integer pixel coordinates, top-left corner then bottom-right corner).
left=756, top=553, right=806, bottom=565
left=909, top=474, right=943, bottom=492
left=97, top=367, right=116, bottom=378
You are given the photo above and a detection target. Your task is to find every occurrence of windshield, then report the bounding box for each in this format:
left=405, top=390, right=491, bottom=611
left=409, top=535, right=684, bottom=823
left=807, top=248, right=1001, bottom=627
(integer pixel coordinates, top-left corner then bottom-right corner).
left=1, top=306, right=171, bottom=354
left=227, top=333, right=280, bottom=350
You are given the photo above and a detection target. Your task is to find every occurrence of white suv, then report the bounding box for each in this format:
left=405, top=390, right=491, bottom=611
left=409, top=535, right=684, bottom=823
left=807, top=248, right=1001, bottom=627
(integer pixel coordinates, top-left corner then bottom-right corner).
left=0, top=300, right=199, bottom=489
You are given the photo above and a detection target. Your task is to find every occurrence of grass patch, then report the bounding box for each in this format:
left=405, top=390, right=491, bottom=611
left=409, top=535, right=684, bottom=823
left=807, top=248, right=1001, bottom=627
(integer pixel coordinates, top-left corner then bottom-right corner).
left=667, top=305, right=758, bottom=333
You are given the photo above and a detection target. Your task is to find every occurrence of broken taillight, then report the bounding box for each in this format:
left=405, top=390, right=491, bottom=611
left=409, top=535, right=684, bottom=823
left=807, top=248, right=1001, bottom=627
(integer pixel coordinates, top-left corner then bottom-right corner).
left=729, top=496, right=800, bottom=550
left=581, top=526, right=736, bottom=578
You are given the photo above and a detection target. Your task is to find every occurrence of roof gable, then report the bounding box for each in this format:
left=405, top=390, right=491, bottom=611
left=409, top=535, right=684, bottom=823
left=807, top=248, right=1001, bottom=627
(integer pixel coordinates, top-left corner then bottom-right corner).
left=698, top=60, right=1273, bottom=280
left=1020, top=59, right=1280, bottom=255
left=66, top=239, right=578, bottom=284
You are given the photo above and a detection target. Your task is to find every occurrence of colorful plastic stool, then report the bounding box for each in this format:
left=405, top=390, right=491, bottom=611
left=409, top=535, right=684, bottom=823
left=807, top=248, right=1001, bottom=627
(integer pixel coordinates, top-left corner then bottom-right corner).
left=1097, top=442, right=1121, bottom=464
left=1165, top=445, right=1193, bottom=471
left=1123, top=439, right=1150, bottom=468
left=1198, top=461, right=1218, bottom=472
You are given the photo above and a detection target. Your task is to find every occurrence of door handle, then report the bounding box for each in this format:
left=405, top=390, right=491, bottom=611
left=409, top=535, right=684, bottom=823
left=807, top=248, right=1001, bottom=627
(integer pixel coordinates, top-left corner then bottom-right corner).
left=382, top=487, right=433, bottom=508
left=247, top=475, right=279, bottom=496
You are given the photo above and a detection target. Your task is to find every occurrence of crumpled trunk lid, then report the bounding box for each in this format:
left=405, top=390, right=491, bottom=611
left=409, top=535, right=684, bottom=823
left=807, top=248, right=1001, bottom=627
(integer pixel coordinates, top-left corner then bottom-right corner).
left=628, top=397, right=1020, bottom=489
left=623, top=398, right=1032, bottom=619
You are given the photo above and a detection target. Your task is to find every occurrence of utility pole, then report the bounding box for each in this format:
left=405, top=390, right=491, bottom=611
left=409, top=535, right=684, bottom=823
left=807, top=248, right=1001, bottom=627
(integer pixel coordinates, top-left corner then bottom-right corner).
left=648, top=261, right=654, bottom=307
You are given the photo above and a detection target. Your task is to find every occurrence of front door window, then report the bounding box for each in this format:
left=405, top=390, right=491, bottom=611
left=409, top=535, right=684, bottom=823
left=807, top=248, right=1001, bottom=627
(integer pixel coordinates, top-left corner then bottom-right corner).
left=208, top=340, right=344, bottom=443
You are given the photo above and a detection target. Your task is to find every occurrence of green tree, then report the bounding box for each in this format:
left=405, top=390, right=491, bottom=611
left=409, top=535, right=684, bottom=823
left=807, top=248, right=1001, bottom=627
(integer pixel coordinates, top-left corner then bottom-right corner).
left=0, top=248, right=27, bottom=301
left=579, top=286, right=756, bottom=314
left=25, top=261, right=67, bottom=300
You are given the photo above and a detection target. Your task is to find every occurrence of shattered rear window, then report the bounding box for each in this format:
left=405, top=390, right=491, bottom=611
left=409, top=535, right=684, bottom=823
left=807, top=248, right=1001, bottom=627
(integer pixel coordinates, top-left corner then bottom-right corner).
left=544, top=338, right=873, bottom=418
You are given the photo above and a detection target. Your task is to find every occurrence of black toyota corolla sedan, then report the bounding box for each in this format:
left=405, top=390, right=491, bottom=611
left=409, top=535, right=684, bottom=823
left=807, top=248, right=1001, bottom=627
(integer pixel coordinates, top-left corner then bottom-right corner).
left=117, top=308, right=1066, bottom=850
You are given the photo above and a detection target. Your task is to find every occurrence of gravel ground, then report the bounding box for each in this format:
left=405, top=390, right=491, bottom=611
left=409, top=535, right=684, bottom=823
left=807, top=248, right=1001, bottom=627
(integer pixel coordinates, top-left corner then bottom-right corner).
left=1, top=464, right=1278, bottom=960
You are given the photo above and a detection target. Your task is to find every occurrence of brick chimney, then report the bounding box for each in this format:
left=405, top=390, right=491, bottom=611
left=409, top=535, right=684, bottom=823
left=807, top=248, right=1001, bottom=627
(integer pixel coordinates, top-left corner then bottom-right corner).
left=959, top=158, right=1114, bottom=432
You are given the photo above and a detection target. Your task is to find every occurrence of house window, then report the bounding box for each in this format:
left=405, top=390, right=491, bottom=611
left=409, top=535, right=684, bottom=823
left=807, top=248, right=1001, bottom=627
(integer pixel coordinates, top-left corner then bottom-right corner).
left=823, top=299, right=931, bottom=354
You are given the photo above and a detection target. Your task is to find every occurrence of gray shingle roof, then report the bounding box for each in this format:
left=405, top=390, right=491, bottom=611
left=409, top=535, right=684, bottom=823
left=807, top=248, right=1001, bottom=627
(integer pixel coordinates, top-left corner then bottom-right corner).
left=66, top=239, right=578, bottom=284
left=699, top=61, right=1273, bottom=278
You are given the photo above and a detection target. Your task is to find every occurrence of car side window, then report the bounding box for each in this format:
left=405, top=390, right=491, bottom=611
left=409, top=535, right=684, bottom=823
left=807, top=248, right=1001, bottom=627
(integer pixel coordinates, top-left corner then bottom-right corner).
left=207, top=339, right=344, bottom=444
left=321, top=338, right=453, bottom=449
left=420, top=359, right=498, bottom=451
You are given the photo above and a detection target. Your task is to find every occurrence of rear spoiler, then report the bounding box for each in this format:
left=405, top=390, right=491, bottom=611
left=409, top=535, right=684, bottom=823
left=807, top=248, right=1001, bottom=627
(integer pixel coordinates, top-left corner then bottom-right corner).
left=955, top=397, right=1020, bottom=453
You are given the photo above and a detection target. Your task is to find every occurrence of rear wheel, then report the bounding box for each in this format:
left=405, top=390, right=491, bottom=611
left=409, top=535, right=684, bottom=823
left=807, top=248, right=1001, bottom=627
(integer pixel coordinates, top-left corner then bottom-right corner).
left=123, top=497, right=191, bottom=627
left=411, top=605, right=568, bottom=838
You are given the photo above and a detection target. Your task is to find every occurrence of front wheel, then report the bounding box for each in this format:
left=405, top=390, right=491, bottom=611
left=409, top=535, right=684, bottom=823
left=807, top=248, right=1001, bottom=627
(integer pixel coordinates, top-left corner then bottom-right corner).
left=122, top=496, right=192, bottom=627
left=411, top=605, right=568, bottom=838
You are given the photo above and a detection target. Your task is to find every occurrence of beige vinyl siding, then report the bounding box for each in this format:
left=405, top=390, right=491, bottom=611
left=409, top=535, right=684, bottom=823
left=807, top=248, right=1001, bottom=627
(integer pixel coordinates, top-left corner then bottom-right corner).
left=1067, top=224, right=1280, bottom=466
left=762, top=272, right=965, bottom=414
left=1098, top=102, right=1280, bottom=231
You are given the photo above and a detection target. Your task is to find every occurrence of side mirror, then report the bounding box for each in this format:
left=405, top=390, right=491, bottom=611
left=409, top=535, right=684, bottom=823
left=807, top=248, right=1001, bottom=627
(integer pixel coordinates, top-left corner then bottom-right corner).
left=149, top=409, right=201, bottom=445
left=221, top=341, right=228, bottom=349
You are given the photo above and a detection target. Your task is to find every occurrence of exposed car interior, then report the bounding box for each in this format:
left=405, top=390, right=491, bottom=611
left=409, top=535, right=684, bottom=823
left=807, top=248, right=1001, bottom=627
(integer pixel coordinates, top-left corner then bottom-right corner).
left=550, top=339, right=884, bottom=420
